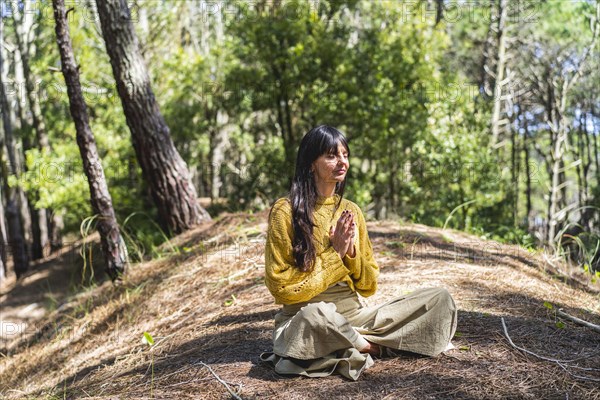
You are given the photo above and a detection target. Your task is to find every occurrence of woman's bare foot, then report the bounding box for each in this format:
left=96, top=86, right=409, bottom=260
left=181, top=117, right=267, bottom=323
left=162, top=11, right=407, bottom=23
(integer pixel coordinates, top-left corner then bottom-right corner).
left=363, top=340, right=381, bottom=357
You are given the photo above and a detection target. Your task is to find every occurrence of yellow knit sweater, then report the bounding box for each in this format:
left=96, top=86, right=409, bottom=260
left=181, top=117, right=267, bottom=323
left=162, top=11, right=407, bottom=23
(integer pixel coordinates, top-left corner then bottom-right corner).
left=264, top=194, right=380, bottom=305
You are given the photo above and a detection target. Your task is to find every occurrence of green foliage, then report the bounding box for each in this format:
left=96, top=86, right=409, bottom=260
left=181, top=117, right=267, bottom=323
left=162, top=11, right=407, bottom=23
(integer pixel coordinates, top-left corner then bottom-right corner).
left=142, top=331, right=155, bottom=346
left=119, top=211, right=178, bottom=262
left=142, top=331, right=155, bottom=398
left=8, top=0, right=597, bottom=276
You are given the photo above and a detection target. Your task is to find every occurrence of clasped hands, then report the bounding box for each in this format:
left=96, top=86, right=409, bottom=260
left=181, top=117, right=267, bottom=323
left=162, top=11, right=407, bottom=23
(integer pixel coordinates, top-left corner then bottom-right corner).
left=329, top=209, right=356, bottom=259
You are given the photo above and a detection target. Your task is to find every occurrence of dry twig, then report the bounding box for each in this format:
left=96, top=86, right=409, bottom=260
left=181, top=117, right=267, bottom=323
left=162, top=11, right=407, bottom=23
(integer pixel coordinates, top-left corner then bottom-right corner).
left=196, top=361, right=243, bottom=400
left=557, top=309, right=600, bottom=334
left=501, top=317, right=600, bottom=382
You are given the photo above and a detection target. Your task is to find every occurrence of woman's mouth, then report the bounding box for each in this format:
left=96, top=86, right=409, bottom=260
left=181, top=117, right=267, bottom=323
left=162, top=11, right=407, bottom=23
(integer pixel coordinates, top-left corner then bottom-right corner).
left=335, top=169, right=346, bottom=174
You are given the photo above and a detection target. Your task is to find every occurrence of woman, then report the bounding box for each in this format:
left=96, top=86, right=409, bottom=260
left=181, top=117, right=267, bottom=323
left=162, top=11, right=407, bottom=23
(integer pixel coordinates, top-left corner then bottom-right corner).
left=260, top=125, right=457, bottom=380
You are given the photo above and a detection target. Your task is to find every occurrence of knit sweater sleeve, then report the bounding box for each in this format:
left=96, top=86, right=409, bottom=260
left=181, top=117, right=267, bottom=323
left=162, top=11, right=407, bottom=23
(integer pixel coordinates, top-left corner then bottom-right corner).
left=341, top=204, right=379, bottom=297
left=264, top=198, right=351, bottom=304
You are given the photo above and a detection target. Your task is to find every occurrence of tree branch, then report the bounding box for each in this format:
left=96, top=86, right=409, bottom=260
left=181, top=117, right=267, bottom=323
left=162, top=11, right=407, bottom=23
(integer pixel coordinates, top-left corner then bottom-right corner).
left=501, top=317, right=600, bottom=382
left=557, top=309, right=600, bottom=335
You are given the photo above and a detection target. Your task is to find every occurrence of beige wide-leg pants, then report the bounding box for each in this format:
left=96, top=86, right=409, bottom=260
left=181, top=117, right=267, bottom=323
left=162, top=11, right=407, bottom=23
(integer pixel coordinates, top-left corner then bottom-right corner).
left=260, top=284, right=457, bottom=380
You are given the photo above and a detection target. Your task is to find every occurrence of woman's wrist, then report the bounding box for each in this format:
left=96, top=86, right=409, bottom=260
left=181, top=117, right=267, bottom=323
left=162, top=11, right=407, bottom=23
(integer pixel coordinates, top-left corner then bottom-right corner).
left=346, top=244, right=356, bottom=258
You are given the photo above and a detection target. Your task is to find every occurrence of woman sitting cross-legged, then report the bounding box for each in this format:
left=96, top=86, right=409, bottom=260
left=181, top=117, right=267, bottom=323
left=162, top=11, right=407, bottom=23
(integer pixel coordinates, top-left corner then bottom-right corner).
left=260, top=125, right=457, bottom=380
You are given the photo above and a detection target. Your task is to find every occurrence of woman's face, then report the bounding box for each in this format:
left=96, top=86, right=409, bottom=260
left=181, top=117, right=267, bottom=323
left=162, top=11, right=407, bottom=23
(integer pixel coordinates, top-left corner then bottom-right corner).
left=311, top=142, right=349, bottom=185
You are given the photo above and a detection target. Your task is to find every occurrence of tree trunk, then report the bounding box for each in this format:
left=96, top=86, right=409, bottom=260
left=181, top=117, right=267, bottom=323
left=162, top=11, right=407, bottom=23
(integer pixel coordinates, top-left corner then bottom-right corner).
left=593, top=104, right=600, bottom=175
left=0, top=187, right=5, bottom=280
left=547, top=121, right=565, bottom=245
left=433, top=0, right=444, bottom=26
left=0, top=132, right=7, bottom=283
left=210, top=110, right=231, bottom=200
left=510, top=115, right=518, bottom=227
left=388, top=143, right=396, bottom=216
left=52, top=0, right=128, bottom=280
left=11, top=6, right=50, bottom=151
left=0, top=153, right=29, bottom=279
left=491, top=0, right=508, bottom=146
left=95, top=0, right=210, bottom=234
left=523, top=130, right=532, bottom=228
left=0, top=18, right=29, bottom=278
left=49, top=211, right=64, bottom=252
left=575, top=112, right=585, bottom=213
left=10, top=3, right=52, bottom=259
left=9, top=47, right=34, bottom=255
left=581, top=112, right=591, bottom=197
left=479, top=0, right=495, bottom=99
left=579, top=111, right=595, bottom=231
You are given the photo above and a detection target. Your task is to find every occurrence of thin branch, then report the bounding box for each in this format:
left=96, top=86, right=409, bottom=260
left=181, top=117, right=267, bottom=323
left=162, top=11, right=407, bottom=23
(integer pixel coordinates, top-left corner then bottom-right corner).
left=196, top=361, right=243, bottom=400
left=557, top=309, right=600, bottom=335
left=554, top=360, right=600, bottom=383
left=501, top=317, right=600, bottom=382
left=501, top=317, right=579, bottom=363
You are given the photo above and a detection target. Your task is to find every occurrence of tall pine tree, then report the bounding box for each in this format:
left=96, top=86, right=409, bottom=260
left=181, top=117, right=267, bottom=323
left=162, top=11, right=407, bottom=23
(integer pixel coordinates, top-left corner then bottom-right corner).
left=94, top=0, right=210, bottom=234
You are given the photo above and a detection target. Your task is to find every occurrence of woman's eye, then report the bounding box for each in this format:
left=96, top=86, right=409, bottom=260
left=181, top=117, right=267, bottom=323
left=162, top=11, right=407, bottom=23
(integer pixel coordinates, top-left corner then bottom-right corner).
left=325, top=152, right=348, bottom=160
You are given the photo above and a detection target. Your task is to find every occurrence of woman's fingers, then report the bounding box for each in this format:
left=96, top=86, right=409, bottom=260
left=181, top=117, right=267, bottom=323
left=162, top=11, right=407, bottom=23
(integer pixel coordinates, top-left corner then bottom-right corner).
left=344, top=212, right=354, bottom=232
left=335, top=211, right=355, bottom=239
left=335, top=218, right=347, bottom=238
left=331, top=211, right=357, bottom=258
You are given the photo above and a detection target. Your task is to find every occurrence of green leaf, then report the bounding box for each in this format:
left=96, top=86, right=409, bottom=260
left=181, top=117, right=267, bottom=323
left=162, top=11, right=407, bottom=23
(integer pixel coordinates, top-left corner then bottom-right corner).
left=142, top=332, right=155, bottom=346
left=442, top=234, right=454, bottom=243
left=555, top=321, right=565, bottom=329
left=543, top=301, right=553, bottom=310
left=223, top=294, right=237, bottom=307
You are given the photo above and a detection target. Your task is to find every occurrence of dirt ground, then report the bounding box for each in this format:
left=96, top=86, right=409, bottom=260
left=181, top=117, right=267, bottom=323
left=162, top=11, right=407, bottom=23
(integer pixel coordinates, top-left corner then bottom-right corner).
left=1, top=210, right=599, bottom=399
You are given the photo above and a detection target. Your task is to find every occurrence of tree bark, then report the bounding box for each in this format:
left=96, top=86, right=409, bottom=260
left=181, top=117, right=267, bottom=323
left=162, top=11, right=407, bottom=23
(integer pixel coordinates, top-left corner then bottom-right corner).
left=95, top=0, right=210, bottom=234
left=52, top=0, right=128, bottom=280
left=593, top=104, right=600, bottom=176
left=210, top=110, right=231, bottom=200
left=575, top=112, right=586, bottom=213
left=511, top=108, right=519, bottom=227
left=0, top=17, right=29, bottom=278
left=0, top=183, right=5, bottom=281
left=479, top=0, right=495, bottom=99
left=523, top=118, right=532, bottom=229
left=491, top=0, right=508, bottom=146
left=9, top=47, right=34, bottom=254
left=0, top=149, right=29, bottom=279
left=10, top=2, right=52, bottom=259
left=432, top=0, right=444, bottom=26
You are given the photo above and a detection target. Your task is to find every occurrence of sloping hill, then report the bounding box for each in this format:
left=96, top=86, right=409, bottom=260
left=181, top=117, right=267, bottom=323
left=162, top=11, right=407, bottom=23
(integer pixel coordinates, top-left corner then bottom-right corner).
left=1, top=210, right=599, bottom=399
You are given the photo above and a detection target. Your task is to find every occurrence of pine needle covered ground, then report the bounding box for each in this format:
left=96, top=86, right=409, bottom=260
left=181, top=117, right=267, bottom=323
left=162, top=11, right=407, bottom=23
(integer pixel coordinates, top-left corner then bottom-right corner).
left=1, top=210, right=599, bottom=399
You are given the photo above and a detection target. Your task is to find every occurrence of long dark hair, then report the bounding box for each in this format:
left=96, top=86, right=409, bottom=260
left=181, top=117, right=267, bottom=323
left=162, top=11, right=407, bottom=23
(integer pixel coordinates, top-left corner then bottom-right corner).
left=287, top=125, right=350, bottom=272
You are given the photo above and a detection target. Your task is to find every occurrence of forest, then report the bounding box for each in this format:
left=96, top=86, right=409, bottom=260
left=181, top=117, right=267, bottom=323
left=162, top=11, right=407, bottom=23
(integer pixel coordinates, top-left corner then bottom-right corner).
left=0, top=0, right=599, bottom=399
left=0, top=0, right=598, bottom=280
